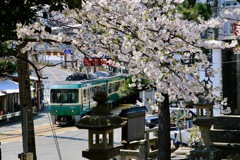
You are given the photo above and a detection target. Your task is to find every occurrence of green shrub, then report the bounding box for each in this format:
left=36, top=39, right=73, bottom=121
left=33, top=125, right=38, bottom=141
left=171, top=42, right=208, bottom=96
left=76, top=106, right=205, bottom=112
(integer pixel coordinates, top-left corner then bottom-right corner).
left=0, top=60, right=17, bottom=74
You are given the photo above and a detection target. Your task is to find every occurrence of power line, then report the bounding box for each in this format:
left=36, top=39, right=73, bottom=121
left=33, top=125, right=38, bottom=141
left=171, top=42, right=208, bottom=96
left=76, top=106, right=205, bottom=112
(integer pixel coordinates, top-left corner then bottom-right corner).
left=213, top=59, right=240, bottom=64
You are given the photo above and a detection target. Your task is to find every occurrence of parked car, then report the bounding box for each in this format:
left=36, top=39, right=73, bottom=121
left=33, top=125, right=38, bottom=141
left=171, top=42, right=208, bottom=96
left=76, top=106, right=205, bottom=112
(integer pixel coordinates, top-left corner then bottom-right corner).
left=145, top=115, right=159, bottom=128
left=145, top=115, right=177, bottom=130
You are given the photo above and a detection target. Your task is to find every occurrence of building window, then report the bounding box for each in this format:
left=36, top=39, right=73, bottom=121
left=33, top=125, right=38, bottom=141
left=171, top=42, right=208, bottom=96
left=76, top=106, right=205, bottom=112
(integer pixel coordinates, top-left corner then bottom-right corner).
left=224, top=23, right=228, bottom=36
left=230, top=23, right=234, bottom=33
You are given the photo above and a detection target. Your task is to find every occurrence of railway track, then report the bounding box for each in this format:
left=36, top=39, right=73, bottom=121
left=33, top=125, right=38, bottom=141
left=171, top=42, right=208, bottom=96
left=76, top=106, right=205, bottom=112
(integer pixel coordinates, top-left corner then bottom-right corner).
left=0, top=124, right=78, bottom=143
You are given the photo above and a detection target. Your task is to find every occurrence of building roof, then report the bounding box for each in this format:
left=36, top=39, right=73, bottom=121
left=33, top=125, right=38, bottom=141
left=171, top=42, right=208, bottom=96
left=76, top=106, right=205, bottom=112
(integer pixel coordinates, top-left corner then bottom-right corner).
left=0, top=79, right=19, bottom=91
left=0, top=79, right=20, bottom=94
left=0, top=92, right=5, bottom=97
left=0, top=79, right=35, bottom=94
left=10, top=73, right=39, bottom=81
left=0, top=79, right=34, bottom=96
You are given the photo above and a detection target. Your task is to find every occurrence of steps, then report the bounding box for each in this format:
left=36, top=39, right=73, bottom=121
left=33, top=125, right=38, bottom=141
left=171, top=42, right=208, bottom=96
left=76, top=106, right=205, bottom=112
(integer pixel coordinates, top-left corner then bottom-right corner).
left=171, top=147, right=191, bottom=160
left=210, top=115, right=240, bottom=158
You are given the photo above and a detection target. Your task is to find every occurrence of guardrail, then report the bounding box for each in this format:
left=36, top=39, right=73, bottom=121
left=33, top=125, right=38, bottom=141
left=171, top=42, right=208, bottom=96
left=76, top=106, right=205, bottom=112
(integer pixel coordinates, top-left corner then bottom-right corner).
left=0, top=111, right=21, bottom=121
left=0, top=107, right=38, bottom=121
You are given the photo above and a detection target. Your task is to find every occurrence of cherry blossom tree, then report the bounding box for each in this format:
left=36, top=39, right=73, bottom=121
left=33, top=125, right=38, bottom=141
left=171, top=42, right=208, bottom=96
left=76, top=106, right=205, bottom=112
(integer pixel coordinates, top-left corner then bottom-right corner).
left=15, top=0, right=239, bottom=159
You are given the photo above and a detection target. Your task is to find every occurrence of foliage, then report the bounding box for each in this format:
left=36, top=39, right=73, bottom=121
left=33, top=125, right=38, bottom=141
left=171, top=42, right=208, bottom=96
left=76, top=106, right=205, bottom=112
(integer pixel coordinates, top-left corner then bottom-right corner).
left=119, top=75, right=152, bottom=103
left=0, top=0, right=83, bottom=56
left=0, top=60, right=17, bottom=76
left=177, top=1, right=213, bottom=22
left=119, top=77, right=139, bottom=98
left=187, top=127, right=201, bottom=147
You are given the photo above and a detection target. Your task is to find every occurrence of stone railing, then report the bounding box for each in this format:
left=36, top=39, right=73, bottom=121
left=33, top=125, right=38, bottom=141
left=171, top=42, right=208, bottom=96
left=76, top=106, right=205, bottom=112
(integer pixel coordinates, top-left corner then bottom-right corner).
left=115, top=127, right=159, bottom=160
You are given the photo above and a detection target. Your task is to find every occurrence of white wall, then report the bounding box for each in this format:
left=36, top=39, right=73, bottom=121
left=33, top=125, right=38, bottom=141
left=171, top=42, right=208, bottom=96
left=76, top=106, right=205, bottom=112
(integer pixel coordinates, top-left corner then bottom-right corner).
left=199, top=49, right=222, bottom=116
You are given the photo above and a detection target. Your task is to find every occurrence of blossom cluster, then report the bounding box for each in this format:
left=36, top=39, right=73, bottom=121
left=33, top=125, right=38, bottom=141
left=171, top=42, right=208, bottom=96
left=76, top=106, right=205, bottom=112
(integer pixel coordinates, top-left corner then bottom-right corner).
left=15, top=0, right=238, bottom=105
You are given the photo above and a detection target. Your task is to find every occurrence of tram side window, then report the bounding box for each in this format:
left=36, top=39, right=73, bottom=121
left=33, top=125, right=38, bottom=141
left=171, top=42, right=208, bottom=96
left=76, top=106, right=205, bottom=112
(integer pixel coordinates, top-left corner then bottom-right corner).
left=91, top=86, right=99, bottom=97
left=108, top=83, right=112, bottom=93
left=115, top=81, right=120, bottom=92
left=83, top=89, right=86, bottom=101
left=83, top=89, right=90, bottom=101
left=50, top=90, right=57, bottom=103
left=99, top=84, right=106, bottom=91
left=108, top=82, right=121, bottom=93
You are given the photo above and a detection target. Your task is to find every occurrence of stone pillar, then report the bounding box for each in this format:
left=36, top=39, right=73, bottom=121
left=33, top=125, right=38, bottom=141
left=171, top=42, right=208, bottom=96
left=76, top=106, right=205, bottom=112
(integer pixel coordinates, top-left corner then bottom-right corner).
left=199, top=125, right=213, bottom=147
left=236, top=54, right=240, bottom=114
left=139, top=140, right=146, bottom=160
left=222, top=41, right=240, bottom=115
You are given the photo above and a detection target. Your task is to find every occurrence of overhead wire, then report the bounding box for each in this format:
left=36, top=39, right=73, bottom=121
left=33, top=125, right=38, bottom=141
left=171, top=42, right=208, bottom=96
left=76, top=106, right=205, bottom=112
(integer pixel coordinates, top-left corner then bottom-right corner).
left=44, top=74, right=63, bottom=160
left=48, top=113, right=63, bottom=160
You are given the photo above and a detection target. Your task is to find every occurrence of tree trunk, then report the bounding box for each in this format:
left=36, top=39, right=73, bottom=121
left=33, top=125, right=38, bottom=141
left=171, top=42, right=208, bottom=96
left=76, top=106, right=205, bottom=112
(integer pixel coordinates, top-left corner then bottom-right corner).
left=157, top=94, right=171, bottom=160
left=17, top=50, right=37, bottom=160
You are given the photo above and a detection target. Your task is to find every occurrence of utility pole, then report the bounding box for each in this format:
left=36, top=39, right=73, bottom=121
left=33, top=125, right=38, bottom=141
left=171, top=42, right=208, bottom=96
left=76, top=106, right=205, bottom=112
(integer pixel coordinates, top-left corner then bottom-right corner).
left=17, top=46, right=36, bottom=160
left=207, top=0, right=220, bottom=39
left=213, top=0, right=220, bottom=40
left=32, top=48, right=41, bottom=112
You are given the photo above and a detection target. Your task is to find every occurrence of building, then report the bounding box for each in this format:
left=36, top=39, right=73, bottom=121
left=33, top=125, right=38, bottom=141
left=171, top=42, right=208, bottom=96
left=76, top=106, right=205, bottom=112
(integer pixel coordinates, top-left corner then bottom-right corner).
left=0, top=75, right=39, bottom=121
left=0, top=78, right=20, bottom=115
left=219, top=0, right=240, bottom=39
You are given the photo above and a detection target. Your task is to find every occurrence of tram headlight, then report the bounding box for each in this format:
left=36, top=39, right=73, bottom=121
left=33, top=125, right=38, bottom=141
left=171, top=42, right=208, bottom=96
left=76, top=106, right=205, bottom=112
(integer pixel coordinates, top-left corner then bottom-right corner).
left=54, top=110, right=58, bottom=112
left=71, top=109, right=75, bottom=113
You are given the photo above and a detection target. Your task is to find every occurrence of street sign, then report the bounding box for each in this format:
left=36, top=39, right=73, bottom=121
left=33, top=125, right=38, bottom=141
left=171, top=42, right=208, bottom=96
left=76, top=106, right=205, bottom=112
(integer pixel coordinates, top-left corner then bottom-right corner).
left=64, top=49, right=71, bottom=54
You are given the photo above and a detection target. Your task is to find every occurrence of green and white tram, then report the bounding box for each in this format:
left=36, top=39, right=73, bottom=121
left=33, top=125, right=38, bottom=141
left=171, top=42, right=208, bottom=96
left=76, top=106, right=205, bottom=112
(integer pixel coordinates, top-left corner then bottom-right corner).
left=49, top=74, right=126, bottom=125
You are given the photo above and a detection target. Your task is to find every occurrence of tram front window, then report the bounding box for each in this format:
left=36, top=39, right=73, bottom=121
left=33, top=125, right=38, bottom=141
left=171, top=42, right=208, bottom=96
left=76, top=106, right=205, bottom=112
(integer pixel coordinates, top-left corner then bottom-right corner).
left=50, top=89, right=78, bottom=103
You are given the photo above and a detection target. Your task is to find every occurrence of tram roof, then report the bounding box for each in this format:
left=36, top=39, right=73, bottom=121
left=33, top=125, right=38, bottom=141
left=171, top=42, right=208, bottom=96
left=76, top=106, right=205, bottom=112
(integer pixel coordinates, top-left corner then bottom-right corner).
left=49, top=75, right=126, bottom=89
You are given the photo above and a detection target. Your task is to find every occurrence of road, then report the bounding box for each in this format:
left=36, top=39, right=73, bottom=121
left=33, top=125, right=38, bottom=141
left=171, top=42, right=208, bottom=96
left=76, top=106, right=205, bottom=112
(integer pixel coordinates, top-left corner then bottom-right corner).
left=0, top=110, right=123, bottom=160
left=0, top=65, right=128, bottom=160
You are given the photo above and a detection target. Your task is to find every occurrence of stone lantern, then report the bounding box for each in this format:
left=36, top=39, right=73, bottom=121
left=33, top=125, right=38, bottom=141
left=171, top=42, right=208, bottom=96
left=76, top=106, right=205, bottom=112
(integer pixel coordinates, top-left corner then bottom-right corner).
left=76, top=91, right=125, bottom=160
left=194, top=103, right=216, bottom=148
left=190, top=102, right=221, bottom=160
